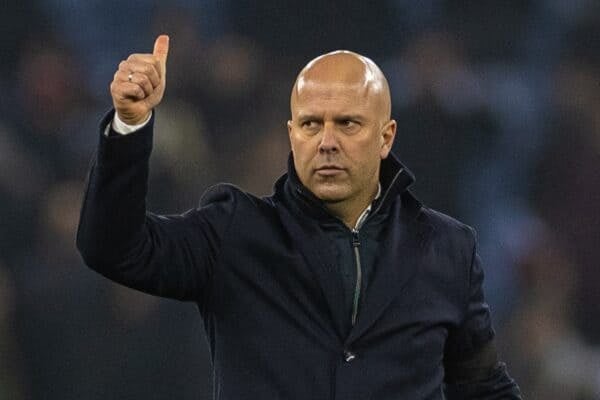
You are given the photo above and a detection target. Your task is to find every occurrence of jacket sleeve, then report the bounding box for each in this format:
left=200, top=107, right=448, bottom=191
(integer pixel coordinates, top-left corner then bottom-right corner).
left=76, top=110, right=234, bottom=303
left=443, top=228, right=522, bottom=399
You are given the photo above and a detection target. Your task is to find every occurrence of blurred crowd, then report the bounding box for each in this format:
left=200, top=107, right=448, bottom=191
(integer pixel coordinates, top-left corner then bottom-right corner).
left=1, top=1, right=598, bottom=398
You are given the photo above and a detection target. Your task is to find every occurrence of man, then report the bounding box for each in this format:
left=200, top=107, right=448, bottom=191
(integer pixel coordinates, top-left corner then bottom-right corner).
left=77, top=35, right=521, bottom=399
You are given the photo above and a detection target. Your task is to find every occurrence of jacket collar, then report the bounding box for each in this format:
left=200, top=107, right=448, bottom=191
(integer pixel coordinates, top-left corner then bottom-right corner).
left=274, top=151, right=418, bottom=223
left=272, top=152, right=430, bottom=343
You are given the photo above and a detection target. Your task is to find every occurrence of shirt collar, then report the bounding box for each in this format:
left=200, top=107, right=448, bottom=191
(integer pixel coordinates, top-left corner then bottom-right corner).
left=354, top=183, right=381, bottom=230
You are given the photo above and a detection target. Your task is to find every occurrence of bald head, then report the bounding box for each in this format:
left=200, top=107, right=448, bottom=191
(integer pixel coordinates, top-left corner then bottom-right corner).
left=291, top=51, right=391, bottom=122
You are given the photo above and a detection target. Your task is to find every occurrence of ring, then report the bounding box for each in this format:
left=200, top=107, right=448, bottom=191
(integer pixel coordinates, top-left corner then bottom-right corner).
left=127, top=72, right=133, bottom=82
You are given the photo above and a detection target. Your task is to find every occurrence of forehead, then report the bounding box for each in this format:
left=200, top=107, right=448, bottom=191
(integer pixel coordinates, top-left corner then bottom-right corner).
left=292, top=80, right=375, bottom=116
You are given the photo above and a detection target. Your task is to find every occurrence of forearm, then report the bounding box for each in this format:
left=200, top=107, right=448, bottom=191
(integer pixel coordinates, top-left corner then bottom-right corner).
left=77, top=109, right=154, bottom=268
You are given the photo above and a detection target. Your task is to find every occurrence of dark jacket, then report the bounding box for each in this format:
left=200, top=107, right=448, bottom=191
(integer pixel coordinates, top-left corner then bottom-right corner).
left=77, top=110, right=521, bottom=399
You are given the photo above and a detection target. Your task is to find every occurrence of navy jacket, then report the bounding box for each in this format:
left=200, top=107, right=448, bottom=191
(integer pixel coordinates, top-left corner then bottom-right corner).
left=77, top=110, right=521, bottom=399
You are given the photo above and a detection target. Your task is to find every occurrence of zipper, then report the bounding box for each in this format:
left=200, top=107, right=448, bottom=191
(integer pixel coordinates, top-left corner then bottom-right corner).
left=295, top=168, right=405, bottom=328
left=350, top=228, right=362, bottom=326
left=348, top=169, right=403, bottom=327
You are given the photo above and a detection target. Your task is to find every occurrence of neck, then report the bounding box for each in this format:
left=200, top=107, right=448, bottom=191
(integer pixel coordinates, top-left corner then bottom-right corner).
left=325, top=182, right=379, bottom=229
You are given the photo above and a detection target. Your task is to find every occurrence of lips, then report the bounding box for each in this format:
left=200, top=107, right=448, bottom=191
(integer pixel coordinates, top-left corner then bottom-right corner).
left=315, top=165, right=345, bottom=176
left=316, top=164, right=344, bottom=170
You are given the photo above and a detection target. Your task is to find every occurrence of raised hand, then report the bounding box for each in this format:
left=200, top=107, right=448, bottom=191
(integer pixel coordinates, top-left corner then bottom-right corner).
left=110, top=35, right=170, bottom=125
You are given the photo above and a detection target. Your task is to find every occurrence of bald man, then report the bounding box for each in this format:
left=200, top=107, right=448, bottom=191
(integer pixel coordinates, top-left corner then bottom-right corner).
left=78, top=36, right=521, bottom=399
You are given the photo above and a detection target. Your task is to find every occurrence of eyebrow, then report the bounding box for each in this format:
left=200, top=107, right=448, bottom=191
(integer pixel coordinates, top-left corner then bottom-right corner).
left=297, top=113, right=321, bottom=121
left=296, top=113, right=366, bottom=122
left=334, top=114, right=364, bottom=122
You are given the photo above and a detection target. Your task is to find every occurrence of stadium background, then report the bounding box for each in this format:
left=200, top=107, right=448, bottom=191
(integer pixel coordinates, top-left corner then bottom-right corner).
left=1, top=1, right=599, bottom=398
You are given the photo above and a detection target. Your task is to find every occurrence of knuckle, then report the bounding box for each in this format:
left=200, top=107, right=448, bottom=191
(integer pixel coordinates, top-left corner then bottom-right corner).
left=139, top=75, right=150, bottom=87
left=143, top=65, right=157, bottom=81
left=147, top=71, right=159, bottom=85
left=110, top=83, right=122, bottom=97
left=143, top=64, right=154, bottom=76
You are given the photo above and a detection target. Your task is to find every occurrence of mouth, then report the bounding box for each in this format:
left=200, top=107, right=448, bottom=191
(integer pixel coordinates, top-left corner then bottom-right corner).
left=315, top=165, right=345, bottom=177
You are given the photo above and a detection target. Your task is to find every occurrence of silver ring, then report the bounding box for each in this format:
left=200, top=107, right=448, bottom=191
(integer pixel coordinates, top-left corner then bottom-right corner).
left=127, top=72, right=133, bottom=82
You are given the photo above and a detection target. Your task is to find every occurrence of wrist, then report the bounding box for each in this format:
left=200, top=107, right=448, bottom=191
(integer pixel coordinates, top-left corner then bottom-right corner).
left=113, top=111, right=152, bottom=135
left=116, top=110, right=151, bottom=126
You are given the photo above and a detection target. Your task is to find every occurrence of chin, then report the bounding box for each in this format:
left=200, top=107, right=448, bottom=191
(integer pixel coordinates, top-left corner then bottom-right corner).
left=311, top=185, right=348, bottom=203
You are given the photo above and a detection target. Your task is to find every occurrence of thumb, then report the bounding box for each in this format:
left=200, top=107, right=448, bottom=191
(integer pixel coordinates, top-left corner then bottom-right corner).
left=153, top=34, right=169, bottom=78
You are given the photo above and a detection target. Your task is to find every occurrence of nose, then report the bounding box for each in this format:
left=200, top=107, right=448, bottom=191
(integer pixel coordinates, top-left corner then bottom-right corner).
left=318, top=122, right=339, bottom=154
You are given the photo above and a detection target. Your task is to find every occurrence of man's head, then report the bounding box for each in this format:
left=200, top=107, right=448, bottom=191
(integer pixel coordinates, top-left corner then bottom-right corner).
left=288, top=51, right=396, bottom=224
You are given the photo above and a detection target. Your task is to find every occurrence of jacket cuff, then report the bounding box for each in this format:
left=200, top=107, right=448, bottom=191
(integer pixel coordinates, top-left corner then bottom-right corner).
left=96, top=109, right=154, bottom=169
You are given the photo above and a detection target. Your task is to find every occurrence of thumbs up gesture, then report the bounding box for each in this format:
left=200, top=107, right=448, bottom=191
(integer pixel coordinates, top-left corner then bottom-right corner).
left=110, top=35, right=170, bottom=125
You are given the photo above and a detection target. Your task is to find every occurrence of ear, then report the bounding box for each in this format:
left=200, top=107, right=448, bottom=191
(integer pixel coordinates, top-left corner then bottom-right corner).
left=379, top=119, right=397, bottom=159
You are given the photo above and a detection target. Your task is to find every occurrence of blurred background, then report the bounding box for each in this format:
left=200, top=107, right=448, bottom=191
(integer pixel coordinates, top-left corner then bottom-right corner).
left=1, top=0, right=598, bottom=398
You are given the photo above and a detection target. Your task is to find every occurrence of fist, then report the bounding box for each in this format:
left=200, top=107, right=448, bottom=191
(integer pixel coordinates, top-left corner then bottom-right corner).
left=110, top=35, right=169, bottom=125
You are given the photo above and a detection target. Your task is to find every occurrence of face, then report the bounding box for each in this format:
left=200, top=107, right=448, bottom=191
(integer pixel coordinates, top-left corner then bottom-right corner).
left=288, top=79, right=396, bottom=207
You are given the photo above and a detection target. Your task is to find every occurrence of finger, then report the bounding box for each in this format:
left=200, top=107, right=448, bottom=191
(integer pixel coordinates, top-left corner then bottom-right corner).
left=121, top=58, right=161, bottom=88
left=126, top=53, right=160, bottom=68
left=153, top=34, right=169, bottom=78
left=115, top=70, right=154, bottom=97
left=111, top=81, right=147, bottom=101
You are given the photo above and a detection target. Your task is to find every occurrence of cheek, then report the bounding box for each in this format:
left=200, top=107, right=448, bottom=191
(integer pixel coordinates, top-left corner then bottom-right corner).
left=290, top=139, right=312, bottom=175
left=291, top=135, right=316, bottom=159
left=288, top=132, right=297, bottom=154
left=348, top=138, right=381, bottom=165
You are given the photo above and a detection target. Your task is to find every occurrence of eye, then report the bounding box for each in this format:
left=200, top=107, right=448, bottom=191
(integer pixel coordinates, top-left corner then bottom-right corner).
left=301, top=120, right=320, bottom=131
left=339, top=119, right=360, bottom=133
